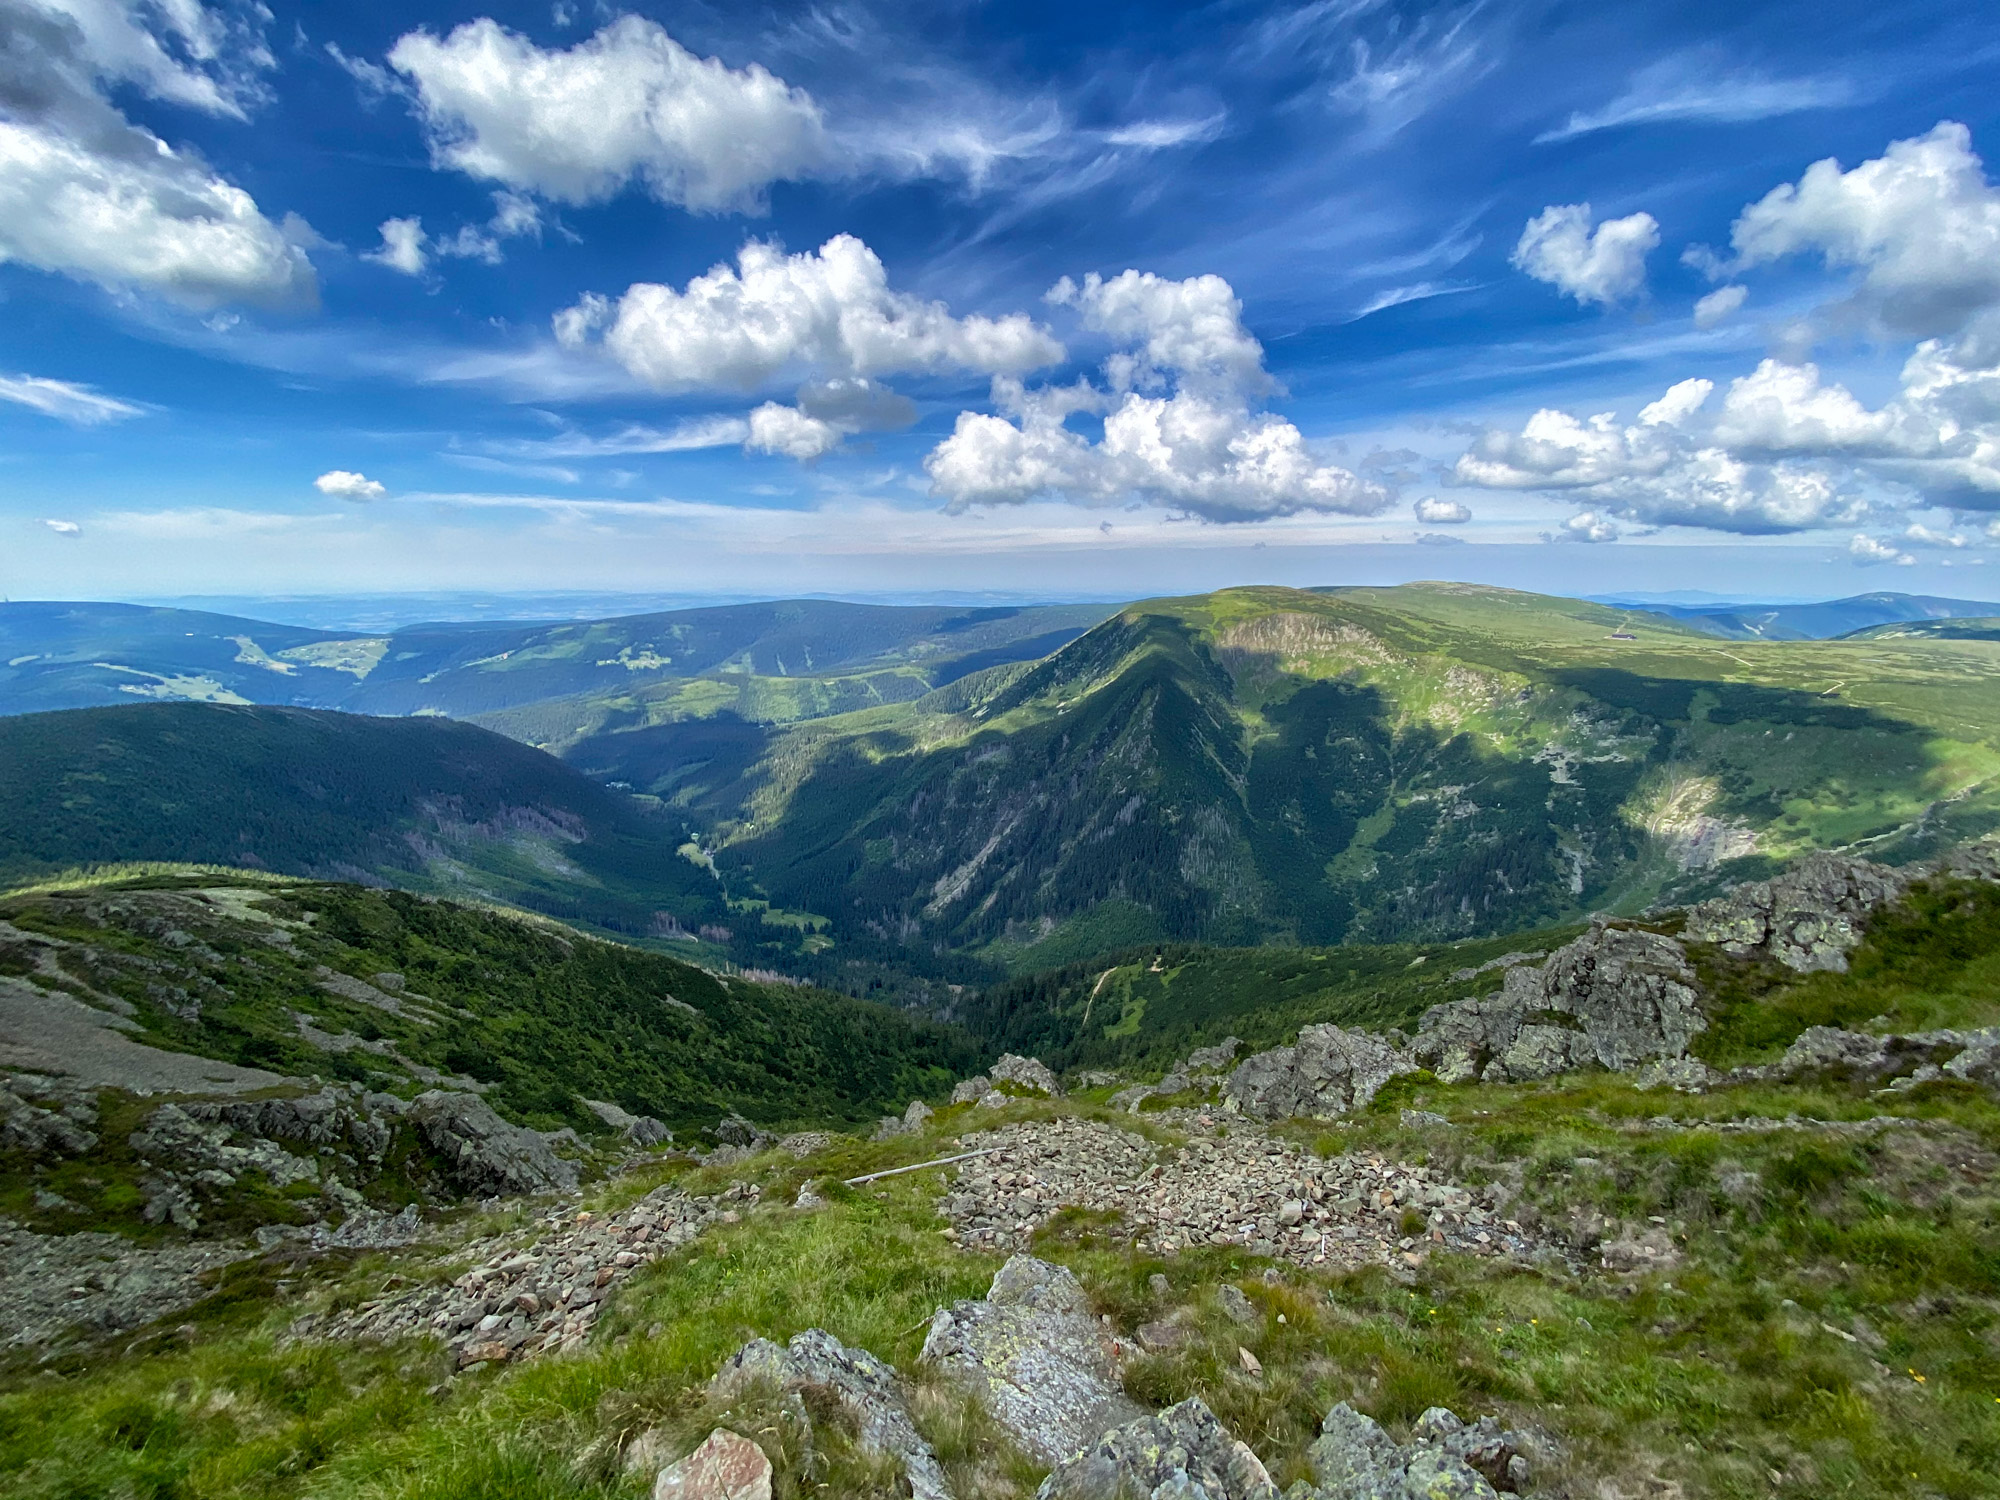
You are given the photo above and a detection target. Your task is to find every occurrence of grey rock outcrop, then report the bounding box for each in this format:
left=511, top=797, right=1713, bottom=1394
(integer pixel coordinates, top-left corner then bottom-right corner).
left=584, top=1099, right=673, bottom=1147
left=408, top=1090, right=579, bottom=1196
left=874, top=1098, right=936, bottom=1140
left=182, top=1086, right=399, bottom=1160
left=1224, top=1025, right=1416, bottom=1120
left=1409, top=924, right=1703, bottom=1084
left=1764, top=1025, right=2000, bottom=1091
left=950, top=1075, right=993, bottom=1104
left=1036, top=1397, right=1277, bottom=1500
left=1185, top=1038, right=1242, bottom=1072
left=713, top=1329, right=951, bottom=1500
left=1292, top=1402, right=1530, bottom=1498
left=922, top=1253, right=1143, bottom=1466
left=1683, top=852, right=1912, bottom=972
left=991, top=1054, right=1063, bottom=1096
left=0, top=1074, right=99, bottom=1156
left=714, top=1113, right=775, bottom=1151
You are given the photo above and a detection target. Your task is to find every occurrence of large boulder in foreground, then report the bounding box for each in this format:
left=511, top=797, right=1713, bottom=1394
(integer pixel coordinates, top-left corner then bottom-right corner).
left=407, top=1090, right=579, bottom=1196
left=711, top=1329, right=951, bottom=1500
left=1223, top=1025, right=1416, bottom=1121
left=922, top=1254, right=1143, bottom=1467
left=1295, top=1402, right=1531, bottom=1498
left=1036, top=1398, right=1277, bottom=1500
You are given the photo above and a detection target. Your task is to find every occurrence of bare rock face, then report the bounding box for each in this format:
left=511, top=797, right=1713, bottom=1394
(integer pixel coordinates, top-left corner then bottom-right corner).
left=922, top=1254, right=1144, bottom=1467
left=712, top=1329, right=951, bottom=1500
left=991, top=1054, right=1063, bottom=1097
left=407, top=1090, right=579, bottom=1196
left=1683, top=852, right=1912, bottom=973
left=1223, top=1025, right=1417, bottom=1121
left=651, top=1429, right=773, bottom=1500
left=1035, top=1397, right=1277, bottom=1500
left=1409, top=924, right=1702, bottom=1084
left=714, top=1113, right=775, bottom=1152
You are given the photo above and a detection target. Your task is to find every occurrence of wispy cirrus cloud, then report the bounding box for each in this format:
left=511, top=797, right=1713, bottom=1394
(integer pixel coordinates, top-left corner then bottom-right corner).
left=1536, top=60, right=1857, bottom=144
left=0, top=372, right=143, bottom=424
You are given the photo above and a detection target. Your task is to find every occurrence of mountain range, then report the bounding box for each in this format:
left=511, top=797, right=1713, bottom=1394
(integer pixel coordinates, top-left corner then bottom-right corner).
left=5, top=583, right=1999, bottom=994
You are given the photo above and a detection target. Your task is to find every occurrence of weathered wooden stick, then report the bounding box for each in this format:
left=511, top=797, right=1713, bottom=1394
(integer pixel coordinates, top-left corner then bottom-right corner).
left=843, top=1147, right=1004, bottom=1185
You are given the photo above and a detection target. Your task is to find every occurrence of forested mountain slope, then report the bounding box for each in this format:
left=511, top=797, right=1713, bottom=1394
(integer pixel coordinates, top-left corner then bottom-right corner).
left=0, top=705, right=728, bottom=944
left=615, top=583, right=2000, bottom=974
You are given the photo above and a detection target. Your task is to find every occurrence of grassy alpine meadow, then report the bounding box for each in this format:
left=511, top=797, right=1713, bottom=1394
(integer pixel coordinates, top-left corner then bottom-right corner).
left=4, top=1074, right=1995, bottom=1500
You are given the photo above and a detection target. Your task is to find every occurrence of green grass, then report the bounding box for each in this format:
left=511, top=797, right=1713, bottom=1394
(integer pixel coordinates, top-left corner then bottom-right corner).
left=1691, top=875, right=2000, bottom=1067
left=4, top=1076, right=1997, bottom=1499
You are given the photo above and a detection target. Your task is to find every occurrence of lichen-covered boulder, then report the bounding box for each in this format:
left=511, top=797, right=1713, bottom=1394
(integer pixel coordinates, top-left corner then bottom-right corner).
left=407, top=1090, right=579, bottom=1196
left=711, top=1329, right=950, bottom=1500
left=991, top=1055, right=1063, bottom=1096
left=1223, top=1025, right=1416, bottom=1121
left=922, top=1254, right=1142, bottom=1467
left=1683, top=852, right=1911, bottom=972
left=1036, top=1398, right=1278, bottom=1500
left=1294, top=1403, right=1528, bottom=1499
left=1408, top=923, right=1701, bottom=1084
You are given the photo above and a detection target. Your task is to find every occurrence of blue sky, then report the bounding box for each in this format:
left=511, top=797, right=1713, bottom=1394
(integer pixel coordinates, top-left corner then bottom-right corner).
left=5, top=0, right=2000, bottom=602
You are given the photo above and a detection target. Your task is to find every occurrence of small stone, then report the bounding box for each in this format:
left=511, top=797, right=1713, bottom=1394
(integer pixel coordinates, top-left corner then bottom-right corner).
left=457, top=1340, right=510, bottom=1368
left=1238, top=1345, right=1262, bottom=1376
left=1137, top=1319, right=1189, bottom=1352
left=1148, top=1273, right=1171, bottom=1297
left=1218, top=1284, right=1256, bottom=1325
left=651, top=1429, right=773, bottom=1500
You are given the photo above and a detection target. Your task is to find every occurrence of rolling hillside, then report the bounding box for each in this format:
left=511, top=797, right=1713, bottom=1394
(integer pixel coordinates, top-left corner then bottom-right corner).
left=603, top=583, right=2000, bottom=973
left=0, top=704, right=728, bottom=944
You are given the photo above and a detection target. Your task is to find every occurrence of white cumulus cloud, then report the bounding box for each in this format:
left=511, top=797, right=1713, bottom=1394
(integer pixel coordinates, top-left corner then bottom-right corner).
left=314, top=470, right=386, bottom=501
left=925, top=270, right=1391, bottom=522
left=1730, top=121, right=2000, bottom=338
left=745, top=402, right=842, bottom=461
left=366, top=216, right=427, bottom=276
left=365, top=192, right=543, bottom=276
left=1451, top=373, right=1867, bottom=534
left=0, top=370, right=140, bottom=423
left=557, top=234, right=1063, bottom=392
left=1413, top=496, right=1471, bottom=524
left=1850, top=533, right=1914, bottom=566
left=42, top=517, right=81, bottom=536
left=387, top=16, right=833, bottom=212
left=1693, top=284, right=1747, bottom=329
left=0, top=1, right=315, bottom=308
left=1513, top=203, right=1659, bottom=307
